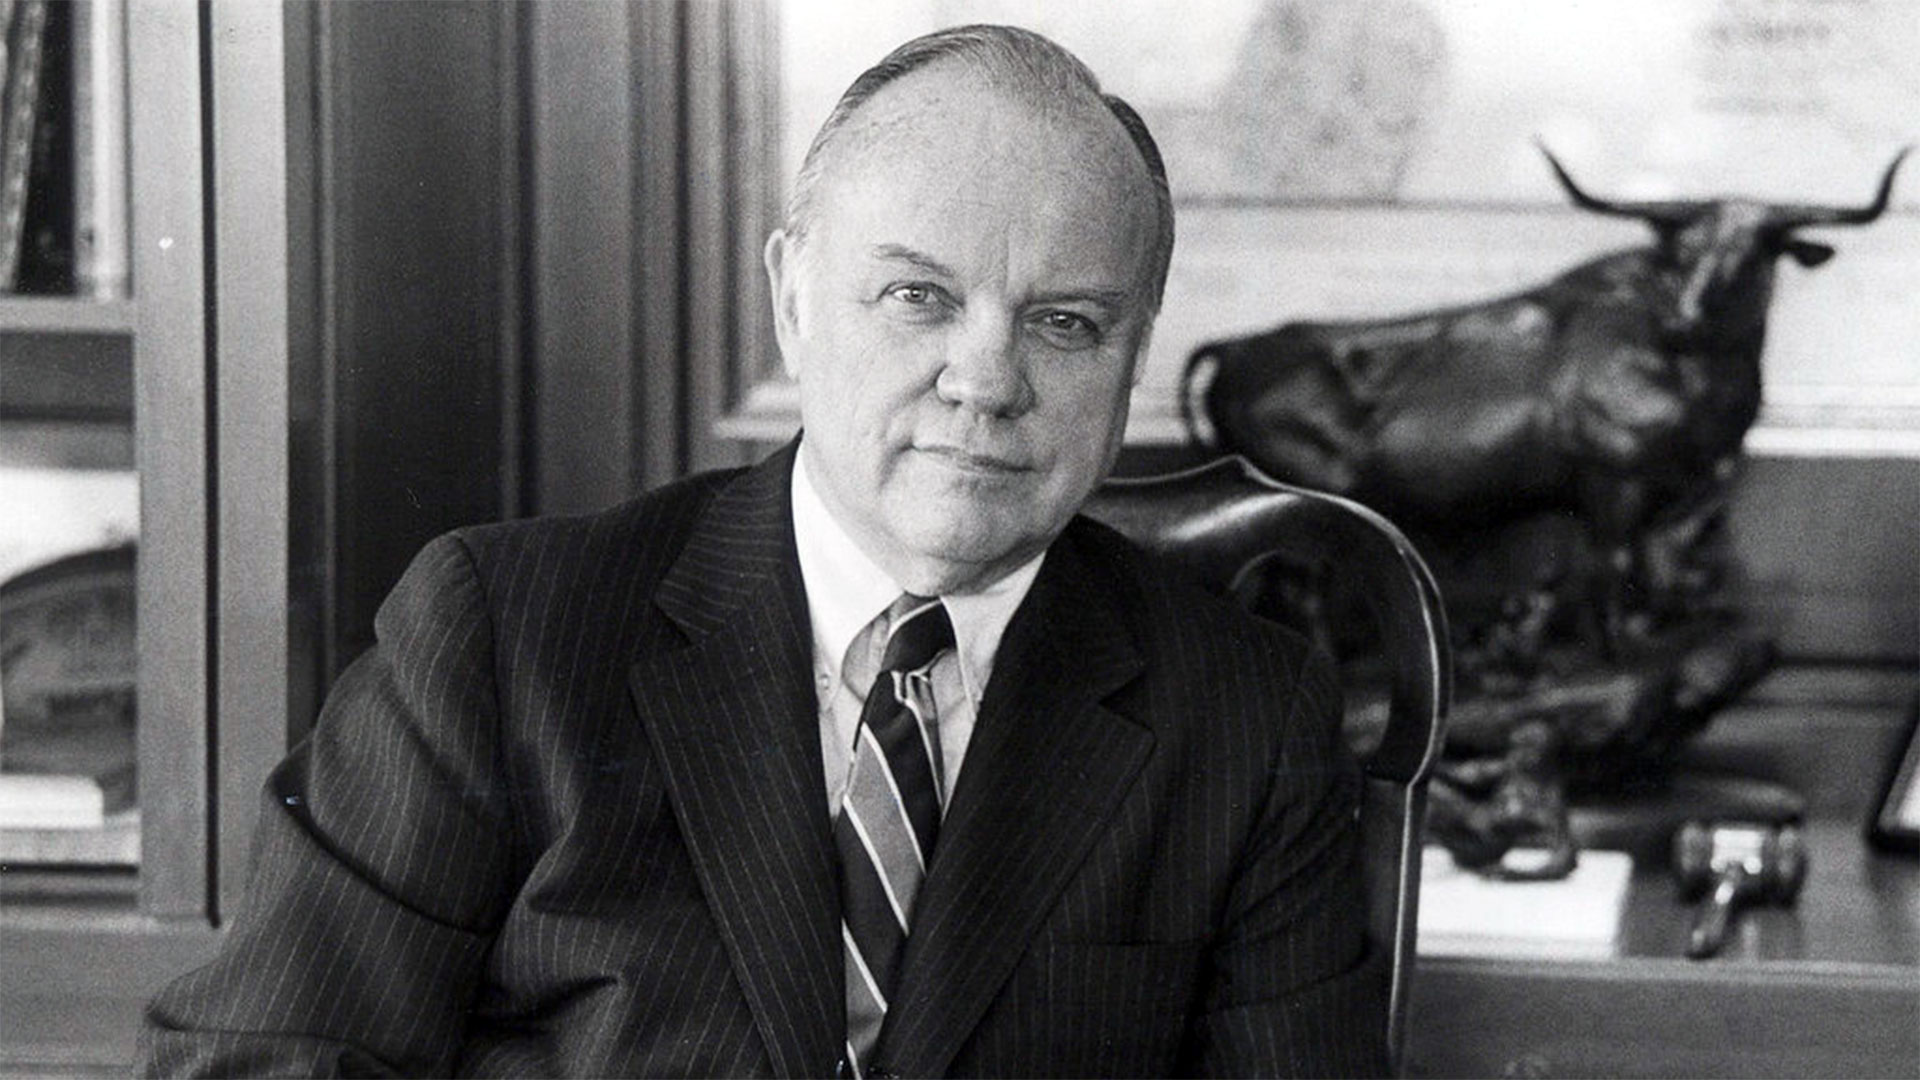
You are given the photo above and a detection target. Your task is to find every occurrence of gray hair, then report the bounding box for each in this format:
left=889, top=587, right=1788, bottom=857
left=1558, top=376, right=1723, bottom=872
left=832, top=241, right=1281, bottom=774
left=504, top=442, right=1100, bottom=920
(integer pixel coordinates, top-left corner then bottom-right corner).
left=784, top=24, right=1176, bottom=311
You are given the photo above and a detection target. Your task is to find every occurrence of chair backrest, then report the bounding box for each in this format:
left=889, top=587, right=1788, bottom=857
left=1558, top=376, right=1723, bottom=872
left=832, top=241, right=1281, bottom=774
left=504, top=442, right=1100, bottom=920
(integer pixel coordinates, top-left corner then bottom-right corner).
left=1082, top=454, right=1451, bottom=1075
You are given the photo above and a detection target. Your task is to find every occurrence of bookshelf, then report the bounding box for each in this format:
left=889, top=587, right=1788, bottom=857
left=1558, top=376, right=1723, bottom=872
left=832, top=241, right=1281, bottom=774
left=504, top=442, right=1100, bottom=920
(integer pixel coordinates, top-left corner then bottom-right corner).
left=1, top=1, right=139, bottom=871
left=1, top=1, right=282, bottom=1073
left=3, top=1, right=528, bottom=1070
left=0, top=295, right=131, bottom=333
left=0, top=809, right=138, bottom=865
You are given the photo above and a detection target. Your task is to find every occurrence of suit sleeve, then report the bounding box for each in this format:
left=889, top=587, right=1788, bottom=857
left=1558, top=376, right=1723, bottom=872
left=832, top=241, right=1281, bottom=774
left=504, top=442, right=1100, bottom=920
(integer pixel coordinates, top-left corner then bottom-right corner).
left=140, top=534, right=523, bottom=1078
left=1188, top=643, right=1393, bottom=1078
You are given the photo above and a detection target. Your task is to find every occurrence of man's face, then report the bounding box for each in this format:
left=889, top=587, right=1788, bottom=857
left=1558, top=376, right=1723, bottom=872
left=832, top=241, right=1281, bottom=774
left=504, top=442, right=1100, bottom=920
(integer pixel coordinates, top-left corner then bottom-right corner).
left=767, top=66, right=1162, bottom=595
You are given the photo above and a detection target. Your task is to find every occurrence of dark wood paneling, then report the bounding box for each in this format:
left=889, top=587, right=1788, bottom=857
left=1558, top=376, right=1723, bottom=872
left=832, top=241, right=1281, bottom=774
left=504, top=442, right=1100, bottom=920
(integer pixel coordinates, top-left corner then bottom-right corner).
left=301, top=0, right=522, bottom=681
left=527, top=0, right=637, bottom=515
left=1727, top=454, right=1919, bottom=663
left=525, top=0, right=763, bottom=514
left=209, top=0, right=296, bottom=927
left=1411, top=958, right=1918, bottom=1079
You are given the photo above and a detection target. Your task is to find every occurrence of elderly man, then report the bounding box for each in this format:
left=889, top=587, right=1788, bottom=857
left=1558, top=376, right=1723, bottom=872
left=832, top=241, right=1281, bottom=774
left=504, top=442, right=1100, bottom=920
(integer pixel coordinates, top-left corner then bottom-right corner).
left=142, top=24, right=1384, bottom=1078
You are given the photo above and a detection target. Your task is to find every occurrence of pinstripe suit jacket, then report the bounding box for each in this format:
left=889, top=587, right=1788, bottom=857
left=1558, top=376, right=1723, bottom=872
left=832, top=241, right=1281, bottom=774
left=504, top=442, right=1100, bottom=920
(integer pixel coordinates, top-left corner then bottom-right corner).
left=142, top=442, right=1386, bottom=1078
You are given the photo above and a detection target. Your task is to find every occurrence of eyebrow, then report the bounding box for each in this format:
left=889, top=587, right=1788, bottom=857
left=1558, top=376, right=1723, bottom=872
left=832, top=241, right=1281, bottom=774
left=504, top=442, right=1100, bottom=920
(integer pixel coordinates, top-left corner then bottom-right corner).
left=867, top=243, right=1136, bottom=310
left=1030, top=285, right=1133, bottom=311
left=868, top=244, right=957, bottom=278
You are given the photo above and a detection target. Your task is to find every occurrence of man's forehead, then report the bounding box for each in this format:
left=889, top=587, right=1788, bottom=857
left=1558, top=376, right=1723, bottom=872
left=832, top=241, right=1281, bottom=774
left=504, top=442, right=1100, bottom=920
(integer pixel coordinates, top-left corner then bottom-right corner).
left=810, top=65, right=1156, bottom=267
left=825, top=61, right=1143, bottom=194
left=816, top=181, right=1155, bottom=307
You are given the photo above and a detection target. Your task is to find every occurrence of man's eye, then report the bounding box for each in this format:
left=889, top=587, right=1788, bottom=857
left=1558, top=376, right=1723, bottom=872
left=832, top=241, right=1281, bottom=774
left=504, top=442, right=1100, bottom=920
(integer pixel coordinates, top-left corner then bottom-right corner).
left=1034, top=310, right=1101, bottom=346
left=885, top=283, right=937, bottom=306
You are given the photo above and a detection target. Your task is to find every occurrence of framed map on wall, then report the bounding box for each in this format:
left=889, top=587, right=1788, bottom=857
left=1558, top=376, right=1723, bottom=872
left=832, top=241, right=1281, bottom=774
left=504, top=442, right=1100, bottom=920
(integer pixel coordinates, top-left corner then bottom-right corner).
left=781, top=0, right=1919, bottom=207
left=764, top=0, right=1920, bottom=451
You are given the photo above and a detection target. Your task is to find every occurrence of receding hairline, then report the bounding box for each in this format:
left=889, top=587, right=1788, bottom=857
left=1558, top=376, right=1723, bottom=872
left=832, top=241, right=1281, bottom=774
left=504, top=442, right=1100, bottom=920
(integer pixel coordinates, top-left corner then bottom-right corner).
left=783, top=24, right=1175, bottom=310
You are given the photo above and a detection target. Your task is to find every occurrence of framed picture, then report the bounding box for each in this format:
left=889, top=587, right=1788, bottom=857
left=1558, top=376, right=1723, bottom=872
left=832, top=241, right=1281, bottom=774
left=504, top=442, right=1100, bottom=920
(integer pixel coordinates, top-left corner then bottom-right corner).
left=737, top=0, right=1920, bottom=453
left=1868, top=695, right=1920, bottom=856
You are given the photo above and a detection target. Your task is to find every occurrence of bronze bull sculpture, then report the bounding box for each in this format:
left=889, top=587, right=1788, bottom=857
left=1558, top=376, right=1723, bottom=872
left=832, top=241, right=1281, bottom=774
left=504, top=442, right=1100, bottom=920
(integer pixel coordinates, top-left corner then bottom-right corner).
left=1184, top=146, right=1907, bottom=874
left=1185, top=145, right=1908, bottom=650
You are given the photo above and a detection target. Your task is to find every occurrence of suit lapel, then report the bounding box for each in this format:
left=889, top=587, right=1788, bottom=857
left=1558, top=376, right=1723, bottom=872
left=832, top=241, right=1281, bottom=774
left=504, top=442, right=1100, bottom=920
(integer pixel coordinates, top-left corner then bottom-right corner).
left=629, top=444, right=843, bottom=1078
left=878, top=535, right=1154, bottom=1077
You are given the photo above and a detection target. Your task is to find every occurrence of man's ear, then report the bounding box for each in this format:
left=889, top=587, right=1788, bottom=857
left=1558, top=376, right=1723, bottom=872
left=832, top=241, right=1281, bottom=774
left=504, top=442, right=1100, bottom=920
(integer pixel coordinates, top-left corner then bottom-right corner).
left=765, top=229, right=804, bottom=378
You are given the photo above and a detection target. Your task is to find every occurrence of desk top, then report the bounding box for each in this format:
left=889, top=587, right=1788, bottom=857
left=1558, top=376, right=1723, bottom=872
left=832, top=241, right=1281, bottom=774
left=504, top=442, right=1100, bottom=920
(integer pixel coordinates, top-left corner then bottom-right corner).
left=1410, top=664, right=1920, bottom=1079
left=1599, top=665, right=1918, bottom=966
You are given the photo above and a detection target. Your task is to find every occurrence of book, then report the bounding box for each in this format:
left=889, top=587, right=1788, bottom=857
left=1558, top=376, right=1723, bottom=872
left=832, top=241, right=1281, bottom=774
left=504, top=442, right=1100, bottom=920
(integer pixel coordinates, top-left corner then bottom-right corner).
left=68, top=0, right=126, bottom=298
left=1416, top=845, right=1635, bottom=960
left=0, top=0, right=47, bottom=291
left=0, top=771, right=103, bottom=828
left=0, top=2, right=12, bottom=101
left=14, top=0, right=69, bottom=293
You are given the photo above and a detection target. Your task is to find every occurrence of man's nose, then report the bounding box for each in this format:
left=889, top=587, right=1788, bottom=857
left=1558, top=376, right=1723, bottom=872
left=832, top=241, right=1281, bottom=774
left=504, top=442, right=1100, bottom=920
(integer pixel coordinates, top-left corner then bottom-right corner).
left=935, top=317, right=1033, bottom=417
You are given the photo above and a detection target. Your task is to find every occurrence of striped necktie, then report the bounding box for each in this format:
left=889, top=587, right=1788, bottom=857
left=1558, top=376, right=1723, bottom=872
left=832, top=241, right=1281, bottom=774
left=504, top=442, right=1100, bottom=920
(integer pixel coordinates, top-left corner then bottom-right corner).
left=837, top=593, right=954, bottom=1074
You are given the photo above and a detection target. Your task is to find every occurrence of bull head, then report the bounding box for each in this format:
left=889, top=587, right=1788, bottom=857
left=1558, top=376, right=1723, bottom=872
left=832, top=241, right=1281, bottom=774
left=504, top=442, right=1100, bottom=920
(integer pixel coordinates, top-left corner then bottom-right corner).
left=1538, top=142, right=1910, bottom=339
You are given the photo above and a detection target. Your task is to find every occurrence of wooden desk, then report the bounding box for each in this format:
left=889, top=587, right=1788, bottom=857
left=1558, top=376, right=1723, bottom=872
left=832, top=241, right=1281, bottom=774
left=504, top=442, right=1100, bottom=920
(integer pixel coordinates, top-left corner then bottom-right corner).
left=1406, top=667, right=1920, bottom=1078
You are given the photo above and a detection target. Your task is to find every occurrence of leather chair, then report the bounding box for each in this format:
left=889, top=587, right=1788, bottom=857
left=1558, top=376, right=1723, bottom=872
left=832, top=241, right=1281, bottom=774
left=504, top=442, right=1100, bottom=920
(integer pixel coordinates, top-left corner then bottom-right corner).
left=1083, top=454, right=1452, bottom=1076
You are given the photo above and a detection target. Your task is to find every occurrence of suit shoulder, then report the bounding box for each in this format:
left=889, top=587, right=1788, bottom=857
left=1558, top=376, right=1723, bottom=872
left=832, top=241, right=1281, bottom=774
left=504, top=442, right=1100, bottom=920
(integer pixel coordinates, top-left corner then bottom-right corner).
left=371, top=467, right=750, bottom=635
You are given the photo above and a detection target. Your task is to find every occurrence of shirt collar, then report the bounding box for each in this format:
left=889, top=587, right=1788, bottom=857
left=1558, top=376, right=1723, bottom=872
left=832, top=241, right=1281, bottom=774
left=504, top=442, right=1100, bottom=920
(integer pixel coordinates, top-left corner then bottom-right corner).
left=790, top=445, right=1044, bottom=704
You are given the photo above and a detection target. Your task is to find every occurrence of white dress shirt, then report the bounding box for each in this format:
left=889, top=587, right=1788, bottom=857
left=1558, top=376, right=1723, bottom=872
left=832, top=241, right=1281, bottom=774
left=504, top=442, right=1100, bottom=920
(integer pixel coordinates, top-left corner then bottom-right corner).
left=790, top=451, right=1043, bottom=816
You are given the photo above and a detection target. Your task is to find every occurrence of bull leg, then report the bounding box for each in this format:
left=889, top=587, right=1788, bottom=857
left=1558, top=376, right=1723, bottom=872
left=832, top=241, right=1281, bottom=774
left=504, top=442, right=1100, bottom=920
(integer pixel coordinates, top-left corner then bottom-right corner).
left=1579, top=474, right=1653, bottom=660
left=1603, top=543, right=1644, bottom=656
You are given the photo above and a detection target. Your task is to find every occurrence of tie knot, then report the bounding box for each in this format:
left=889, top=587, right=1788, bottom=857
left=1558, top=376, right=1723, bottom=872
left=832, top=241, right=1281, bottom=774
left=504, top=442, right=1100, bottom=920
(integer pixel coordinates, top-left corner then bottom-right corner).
left=880, top=594, right=953, bottom=675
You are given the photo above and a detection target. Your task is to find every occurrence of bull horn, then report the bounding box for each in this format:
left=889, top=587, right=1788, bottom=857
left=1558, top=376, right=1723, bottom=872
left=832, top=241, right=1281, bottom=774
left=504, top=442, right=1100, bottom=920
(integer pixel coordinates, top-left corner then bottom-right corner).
left=1770, top=147, right=1911, bottom=227
left=1536, top=140, right=1692, bottom=223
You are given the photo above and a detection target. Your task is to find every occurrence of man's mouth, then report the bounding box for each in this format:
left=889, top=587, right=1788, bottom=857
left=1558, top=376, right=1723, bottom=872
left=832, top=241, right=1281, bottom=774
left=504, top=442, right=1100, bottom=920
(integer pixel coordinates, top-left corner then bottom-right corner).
left=915, top=445, right=1030, bottom=476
